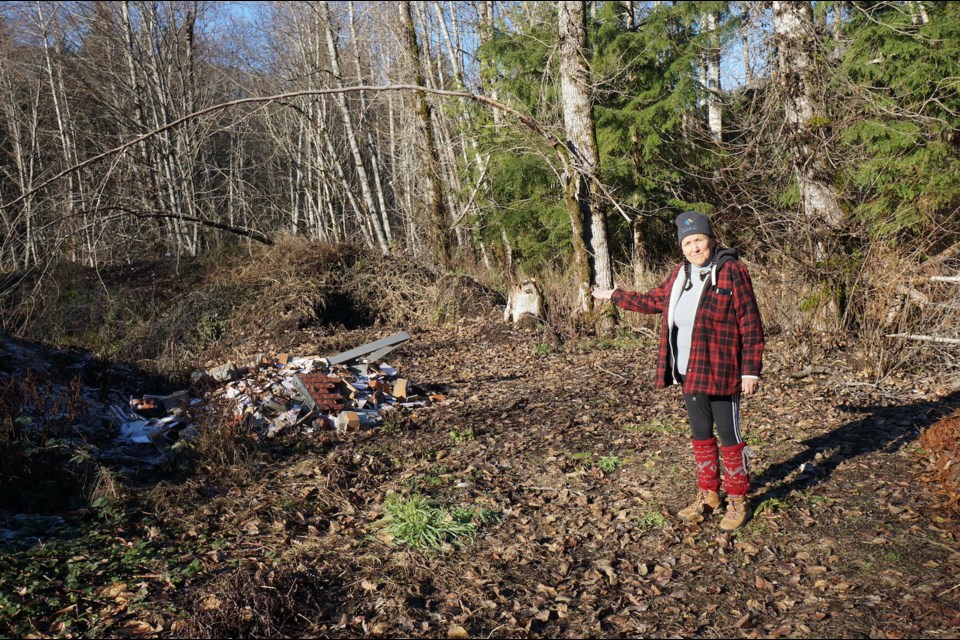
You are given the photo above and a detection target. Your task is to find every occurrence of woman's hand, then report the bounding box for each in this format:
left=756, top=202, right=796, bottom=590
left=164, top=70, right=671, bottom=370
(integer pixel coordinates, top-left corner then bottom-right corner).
left=742, top=377, right=759, bottom=395
left=592, top=288, right=616, bottom=300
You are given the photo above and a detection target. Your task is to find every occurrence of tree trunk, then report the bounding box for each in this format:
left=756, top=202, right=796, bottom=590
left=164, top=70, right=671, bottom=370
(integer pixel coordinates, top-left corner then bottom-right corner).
left=435, top=0, right=482, bottom=258
left=742, top=35, right=753, bottom=87
left=704, top=11, right=722, bottom=143
left=620, top=1, right=635, bottom=30
left=772, top=1, right=844, bottom=235
left=0, top=56, right=40, bottom=268
left=773, top=0, right=845, bottom=328
left=399, top=0, right=452, bottom=268
left=908, top=1, right=930, bottom=25
left=477, top=0, right=501, bottom=126
left=557, top=0, right=614, bottom=330
left=348, top=1, right=393, bottom=246
left=37, top=4, right=91, bottom=263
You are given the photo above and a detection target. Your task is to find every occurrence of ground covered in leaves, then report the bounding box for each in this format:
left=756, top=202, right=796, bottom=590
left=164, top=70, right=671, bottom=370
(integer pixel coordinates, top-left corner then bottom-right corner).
left=2, top=315, right=959, bottom=639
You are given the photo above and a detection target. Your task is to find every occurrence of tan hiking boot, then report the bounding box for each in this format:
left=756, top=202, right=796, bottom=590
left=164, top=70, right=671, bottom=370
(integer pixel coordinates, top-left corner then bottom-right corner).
left=719, top=495, right=750, bottom=531
left=677, top=489, right=721, bottom=522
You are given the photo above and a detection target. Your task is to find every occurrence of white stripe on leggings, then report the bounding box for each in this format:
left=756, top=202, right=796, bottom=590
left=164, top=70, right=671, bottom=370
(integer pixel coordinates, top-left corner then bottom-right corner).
left=732, top=393, right=742, bottom=444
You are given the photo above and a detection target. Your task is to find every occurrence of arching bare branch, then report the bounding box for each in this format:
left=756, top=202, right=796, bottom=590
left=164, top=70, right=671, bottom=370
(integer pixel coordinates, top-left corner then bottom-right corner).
left=1, top=84, right=566, bottom=213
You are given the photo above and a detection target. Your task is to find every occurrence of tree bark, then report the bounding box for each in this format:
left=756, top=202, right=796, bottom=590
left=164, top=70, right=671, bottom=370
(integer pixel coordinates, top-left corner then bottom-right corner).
left=557, top=1, right=613, bottom=328
left=477, top=0, right=501, bottom=126
left=348, top=1, right=393, bottom=246
left=0, top=37, right=41, bottom=268
left=704, top=11, right=722, bottom=143
left=620, top=1, right=635, bottom=30
left=773, top=0, right=845, bottom=328
left=772, top=1, right=844, bottom=235
left=399, top=0, right=452, bottom=268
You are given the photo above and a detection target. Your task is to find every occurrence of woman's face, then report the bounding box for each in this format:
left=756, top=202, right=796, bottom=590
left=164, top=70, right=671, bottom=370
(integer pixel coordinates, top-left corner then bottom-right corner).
left=682, top=234, right=715, bottom=267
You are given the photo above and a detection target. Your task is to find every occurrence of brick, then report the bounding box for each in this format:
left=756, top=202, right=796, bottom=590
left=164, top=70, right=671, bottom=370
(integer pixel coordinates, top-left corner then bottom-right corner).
left=293, top=373, right=345, bottom=412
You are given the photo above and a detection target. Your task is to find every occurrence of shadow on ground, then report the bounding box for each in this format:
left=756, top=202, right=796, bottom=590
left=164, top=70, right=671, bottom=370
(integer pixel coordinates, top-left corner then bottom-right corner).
left=755, top=391, right=960, bottom=499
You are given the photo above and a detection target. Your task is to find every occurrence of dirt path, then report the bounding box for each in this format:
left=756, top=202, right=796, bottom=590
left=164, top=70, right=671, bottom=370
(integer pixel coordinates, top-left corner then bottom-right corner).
left=168, top=321, right=959, bottom=638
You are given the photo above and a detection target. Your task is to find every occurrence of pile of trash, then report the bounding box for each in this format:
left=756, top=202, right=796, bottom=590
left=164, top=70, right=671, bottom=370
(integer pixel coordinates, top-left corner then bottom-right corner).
left=113, top=332, right=434, bottom=445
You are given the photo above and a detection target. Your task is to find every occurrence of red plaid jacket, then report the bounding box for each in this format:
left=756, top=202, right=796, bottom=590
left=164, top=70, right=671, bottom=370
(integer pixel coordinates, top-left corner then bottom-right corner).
left=611, top=252, right=764, bottom=395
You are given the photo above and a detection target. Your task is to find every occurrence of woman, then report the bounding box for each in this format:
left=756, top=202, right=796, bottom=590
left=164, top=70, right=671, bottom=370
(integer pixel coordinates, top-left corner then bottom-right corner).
left=592, top=211, right=763, bottom=530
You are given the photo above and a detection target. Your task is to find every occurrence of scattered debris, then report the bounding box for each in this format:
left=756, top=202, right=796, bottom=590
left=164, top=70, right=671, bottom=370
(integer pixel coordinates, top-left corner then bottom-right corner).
left=129, top=390, right=189, bottom=417
left=293, top=374, right=346, bottom=413
left=115, top=332, right=431, bottom=445
left=113, top=404, right=188, bottom=445
left=200, top=361, right=244, bottom=383
left=335, top=411, right=361, bottom=433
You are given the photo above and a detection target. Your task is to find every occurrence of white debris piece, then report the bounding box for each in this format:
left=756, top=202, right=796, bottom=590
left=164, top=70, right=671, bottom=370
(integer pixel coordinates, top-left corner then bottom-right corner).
left=121, top=420, right=153, bottom=444
left=379, top=363, right=398, bottom=377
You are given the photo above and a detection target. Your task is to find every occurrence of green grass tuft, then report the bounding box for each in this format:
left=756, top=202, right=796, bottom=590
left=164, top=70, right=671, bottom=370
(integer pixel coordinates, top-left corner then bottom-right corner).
left=638, top=511, right=667, bottom=528
left=377, top=493, right=495, bottom=551
left=596, top=455, right=622, bottom=473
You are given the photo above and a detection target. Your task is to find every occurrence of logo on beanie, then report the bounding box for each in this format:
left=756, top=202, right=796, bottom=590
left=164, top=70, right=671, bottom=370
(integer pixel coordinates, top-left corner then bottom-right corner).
left=685, top=218, right=694, bottom=226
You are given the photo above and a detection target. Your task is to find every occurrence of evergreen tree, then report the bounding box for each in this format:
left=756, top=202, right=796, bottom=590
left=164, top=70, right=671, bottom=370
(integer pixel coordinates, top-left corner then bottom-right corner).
left=590, top=1, right=731, bottom=264
left=473, top=2, right=569, bottom=274
left=475, top=1, right=732, bottom=274
left=836, top=1, right=960, bottom=239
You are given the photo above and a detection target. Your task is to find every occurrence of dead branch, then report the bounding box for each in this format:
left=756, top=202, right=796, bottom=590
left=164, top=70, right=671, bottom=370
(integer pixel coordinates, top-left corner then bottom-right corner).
left=0, top=85, right=567, bottom=213
left=920, top=242, right=960, bottom=273
left=95, top=206, right=274, bottom=245
left=886, top=334, right=960, bottom=345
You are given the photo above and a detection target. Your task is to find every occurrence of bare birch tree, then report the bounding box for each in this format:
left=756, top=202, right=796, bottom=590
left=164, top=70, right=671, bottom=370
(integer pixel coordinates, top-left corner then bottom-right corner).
left=347, top=1, right=393, bottom=246
left=317, top=1, right=389, bottom=254
left=703, top=10, right=723, bottom=142
left=0, top=28, right=41, bottom=269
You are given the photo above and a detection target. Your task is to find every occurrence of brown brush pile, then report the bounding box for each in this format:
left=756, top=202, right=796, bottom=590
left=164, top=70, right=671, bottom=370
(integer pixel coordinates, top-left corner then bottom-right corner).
left=182, top=561, right=337, bottom=638
left=919, top=409, right=960, bottom=518
left=0, top=238, right=504, bottom=375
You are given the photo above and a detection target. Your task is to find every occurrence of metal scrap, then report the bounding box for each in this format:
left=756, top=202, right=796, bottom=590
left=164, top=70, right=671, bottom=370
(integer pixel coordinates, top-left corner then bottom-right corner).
left=325, top=331, right=410, bottom=366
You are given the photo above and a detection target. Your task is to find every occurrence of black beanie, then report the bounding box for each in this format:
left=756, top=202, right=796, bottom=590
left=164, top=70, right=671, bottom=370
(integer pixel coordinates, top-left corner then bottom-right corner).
left=676, top=211, right=714, bottom=243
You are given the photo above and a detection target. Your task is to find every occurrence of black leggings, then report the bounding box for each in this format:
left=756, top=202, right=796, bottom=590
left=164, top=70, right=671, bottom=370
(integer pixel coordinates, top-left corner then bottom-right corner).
left=683, top=392, right=743, bottom=447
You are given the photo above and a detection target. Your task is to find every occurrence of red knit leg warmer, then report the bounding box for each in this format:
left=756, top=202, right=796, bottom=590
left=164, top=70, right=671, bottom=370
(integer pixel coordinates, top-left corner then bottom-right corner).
left=691, top=437, right=720, bottom=492
left=721, top=443, right=750, bottom=497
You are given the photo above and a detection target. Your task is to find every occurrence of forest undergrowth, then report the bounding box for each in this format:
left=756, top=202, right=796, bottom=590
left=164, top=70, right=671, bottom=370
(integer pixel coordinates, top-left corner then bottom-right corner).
left=1, top=241, right=958, bottom=638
